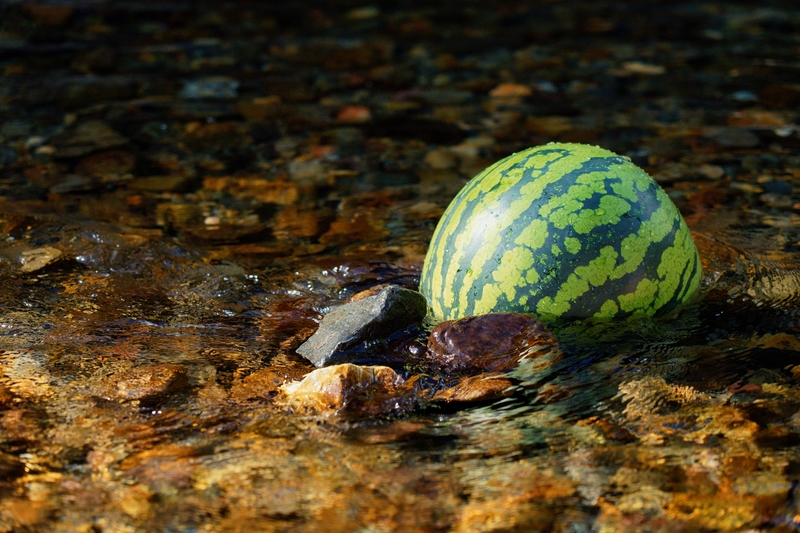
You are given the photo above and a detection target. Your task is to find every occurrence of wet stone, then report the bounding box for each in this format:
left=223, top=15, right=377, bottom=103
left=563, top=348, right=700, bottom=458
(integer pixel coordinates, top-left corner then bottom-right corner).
left=229, top=369, right=286, bottom=402
left=423, top=147, right=458, bottom=169
left=432, top=372, right=515, bottom=404
left=280, top=363, right=412, bottom=414
left=102, top=363, right=189, bottom=402
left=697, top=164, right=725, bottom=180
left=296, top=285, right=428, bottom=368
left=427, top=313, right=561, bottom=374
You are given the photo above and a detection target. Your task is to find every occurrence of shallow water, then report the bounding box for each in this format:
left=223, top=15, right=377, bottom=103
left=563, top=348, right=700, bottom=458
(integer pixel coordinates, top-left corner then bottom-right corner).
left=2, top=0, right=800, bottom=531
left=1, top=205, right=799, bottom=532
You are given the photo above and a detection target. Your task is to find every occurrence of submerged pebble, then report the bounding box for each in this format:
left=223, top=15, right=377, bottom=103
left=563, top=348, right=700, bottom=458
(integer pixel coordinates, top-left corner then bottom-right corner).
left=102, top=363, right=189, bottom=402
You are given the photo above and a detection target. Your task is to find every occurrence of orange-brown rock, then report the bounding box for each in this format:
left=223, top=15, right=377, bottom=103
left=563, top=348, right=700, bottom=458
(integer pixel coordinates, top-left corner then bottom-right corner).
left=280, top=363, right=417, bottom=415
left=432, top=372, right=515, bottom=403
left=103, top=363, right=189, bottom=402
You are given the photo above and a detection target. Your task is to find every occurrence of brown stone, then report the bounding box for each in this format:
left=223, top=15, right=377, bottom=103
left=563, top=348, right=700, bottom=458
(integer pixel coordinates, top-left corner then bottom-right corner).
left=337, top=105, right=372, bottom=122
left=427, top=313, right=561, bottom=374
left=104, top=363, right=189, bottom=402
left=119, top=444, right=201, bottom=492
left=280, top=363, right=413, bottom=415
left=489, top=82, right=533, bottom=98
left=230, top=369, right=286, bottom=401
left=432, top=373, right=515, bottom=403
left=347, top=283, right=392, bottom=303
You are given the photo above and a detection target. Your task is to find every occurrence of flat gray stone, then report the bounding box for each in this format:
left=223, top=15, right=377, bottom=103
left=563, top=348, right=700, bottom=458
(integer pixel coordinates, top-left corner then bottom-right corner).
left=296, top=285, right=428, bottom=368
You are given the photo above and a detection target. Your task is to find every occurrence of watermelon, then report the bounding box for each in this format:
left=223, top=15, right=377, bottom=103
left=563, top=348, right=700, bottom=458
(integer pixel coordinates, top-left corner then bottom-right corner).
left=420, top=142, right=701, bottom=322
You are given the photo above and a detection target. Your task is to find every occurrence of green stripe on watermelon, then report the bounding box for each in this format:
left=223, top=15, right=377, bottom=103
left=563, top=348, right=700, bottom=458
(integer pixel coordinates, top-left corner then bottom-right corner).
left=420, top=142, right=701, bottom=323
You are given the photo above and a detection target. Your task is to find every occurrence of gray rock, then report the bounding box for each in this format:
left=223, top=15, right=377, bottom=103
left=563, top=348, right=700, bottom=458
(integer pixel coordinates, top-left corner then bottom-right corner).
left=296, top=285, right=428, bottom=367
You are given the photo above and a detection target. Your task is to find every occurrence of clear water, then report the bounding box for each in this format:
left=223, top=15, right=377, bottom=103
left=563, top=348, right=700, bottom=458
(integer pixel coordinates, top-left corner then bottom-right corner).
left=1, top=203, right=799, bottom=532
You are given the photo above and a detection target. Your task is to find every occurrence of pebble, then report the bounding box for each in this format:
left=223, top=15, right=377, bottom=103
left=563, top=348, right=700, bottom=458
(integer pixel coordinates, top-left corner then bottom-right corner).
left=489, top=83, right=533, bottom=98
left=49, top=175, right=95, bottom=194
left=336, top=105, right=372, bottom=122
left=423, top=148, right=458, bottom=169
left=230, top=369, right=285, bottom=401
left=280, top=363, right=409, bottom=414
left=705, top=128, right=760, bottom=148
left=729, top=181, right=763, bottom=194
left=432, top=373, right=515, bottom=403
left=296, top=285, right=428, bottom=367
left=620, top=61, right=666, bottom=75
left=103, top=363, right=189, bottom=402
left=697, top=164, right=725, bottom=180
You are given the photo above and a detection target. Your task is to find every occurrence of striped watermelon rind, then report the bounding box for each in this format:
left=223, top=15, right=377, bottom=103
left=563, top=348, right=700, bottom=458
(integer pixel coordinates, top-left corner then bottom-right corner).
left=420, top=142, right=701, bottom=323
